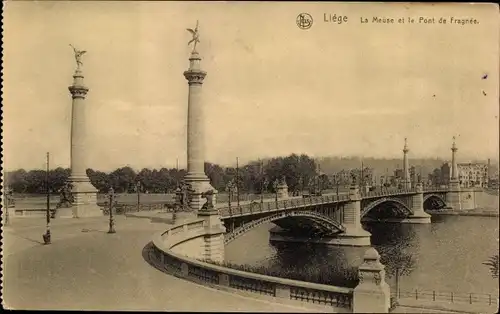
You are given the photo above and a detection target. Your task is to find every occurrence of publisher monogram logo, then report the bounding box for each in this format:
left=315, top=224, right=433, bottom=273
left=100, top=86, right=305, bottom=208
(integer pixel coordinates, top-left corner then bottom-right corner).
left=296, top=13, right=313, bottom=30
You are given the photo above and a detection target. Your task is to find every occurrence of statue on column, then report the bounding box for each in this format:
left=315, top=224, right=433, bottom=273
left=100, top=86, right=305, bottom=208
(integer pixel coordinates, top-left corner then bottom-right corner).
left=186, top=20, right=201, bottom=53
left=70, top=44, right=87, bottom=70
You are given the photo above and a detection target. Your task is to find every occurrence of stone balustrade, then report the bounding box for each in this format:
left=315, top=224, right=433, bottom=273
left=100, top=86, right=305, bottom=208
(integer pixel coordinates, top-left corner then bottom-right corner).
left=151, top=219, right=391, bottom=313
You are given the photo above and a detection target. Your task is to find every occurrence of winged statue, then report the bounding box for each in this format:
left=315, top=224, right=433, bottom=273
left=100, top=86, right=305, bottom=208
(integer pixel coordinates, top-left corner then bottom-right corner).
left=186, top=20, right=201, bottom=52
left=70, top=44, right=87, bottom=70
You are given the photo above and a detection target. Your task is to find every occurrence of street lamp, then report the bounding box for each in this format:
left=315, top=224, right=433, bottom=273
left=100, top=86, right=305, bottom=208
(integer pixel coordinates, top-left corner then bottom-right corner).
left=136, top=180, right=142, bottom=212
left=261, top=177, right=268, bottom=204
left=273, top=179, right=279, bottom=203
left=42, top=152, right=51, bottom=245
left=226, top=181, right=233, bottom=213
left=107, top=187, right=116, bottom=234
left=5, top=188, right=13, bottom=226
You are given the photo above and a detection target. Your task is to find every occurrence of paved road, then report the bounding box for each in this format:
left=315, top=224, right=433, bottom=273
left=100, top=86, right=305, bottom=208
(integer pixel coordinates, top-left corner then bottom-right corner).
left=2, top=217, right=322, bottom=312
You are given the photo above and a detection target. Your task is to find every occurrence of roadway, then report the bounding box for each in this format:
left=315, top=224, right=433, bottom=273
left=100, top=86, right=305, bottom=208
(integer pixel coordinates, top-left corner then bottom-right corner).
left=2, top=216, right=322, bottom=312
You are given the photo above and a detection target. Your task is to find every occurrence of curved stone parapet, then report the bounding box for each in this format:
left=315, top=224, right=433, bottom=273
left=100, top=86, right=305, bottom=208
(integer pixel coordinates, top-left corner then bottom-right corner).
left=150, top=219, right=355, bottom=312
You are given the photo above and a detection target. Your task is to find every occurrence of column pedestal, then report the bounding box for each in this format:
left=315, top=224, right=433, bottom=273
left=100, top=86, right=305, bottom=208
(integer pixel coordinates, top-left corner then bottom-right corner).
left=276, top=182, right=289, bottom=199
left=184, top=176, right=217, bottom=212
left=446, top=180, right=462, bottom=210
left=67, top=178, right=103, bottom=218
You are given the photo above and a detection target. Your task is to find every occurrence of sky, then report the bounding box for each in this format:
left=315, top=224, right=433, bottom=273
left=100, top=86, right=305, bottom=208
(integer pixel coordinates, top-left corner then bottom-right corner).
left=3, top=2, right=499, bottom=172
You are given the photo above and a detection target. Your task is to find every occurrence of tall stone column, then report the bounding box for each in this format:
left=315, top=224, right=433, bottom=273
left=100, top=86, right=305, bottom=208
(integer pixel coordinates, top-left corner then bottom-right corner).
left=64, top=51, right=102, bottom=218
left=447, top=136, right=462, bottom=210
left=183, top=26, right=217, bottom=213
left=402, top=138, right=411, bottom=189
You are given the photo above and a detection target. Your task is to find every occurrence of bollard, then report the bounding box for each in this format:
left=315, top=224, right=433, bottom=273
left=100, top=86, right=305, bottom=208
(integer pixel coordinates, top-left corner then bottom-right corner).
left=451, top=292, right=454, bottom=303
left=469, top=293, right=472, bottom=304
left=433, top=290, right=436, bottom=301
left=416, top=289, right=418, bottom=300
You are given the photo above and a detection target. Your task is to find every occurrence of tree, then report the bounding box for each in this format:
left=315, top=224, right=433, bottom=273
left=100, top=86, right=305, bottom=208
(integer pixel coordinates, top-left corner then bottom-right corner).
left=87, top=168, right=111, bottom=193
left=108, top=167, right=136, bottom=193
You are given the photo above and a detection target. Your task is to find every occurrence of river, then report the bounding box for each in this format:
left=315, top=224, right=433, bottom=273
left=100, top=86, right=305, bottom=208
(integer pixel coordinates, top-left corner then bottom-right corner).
left=225, top=192, right=499, bottom=295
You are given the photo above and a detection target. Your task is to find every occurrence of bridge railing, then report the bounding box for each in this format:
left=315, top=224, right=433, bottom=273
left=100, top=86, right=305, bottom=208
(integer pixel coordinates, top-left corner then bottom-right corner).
left=219, top=194, right=350, bottom=218
left=150, top=219, right=354, bottom=312
left=360, top=188, right=417, bottom=198
left=422, top=187, right=450, bottom=193
left=393, top=288, right=498, bottom=307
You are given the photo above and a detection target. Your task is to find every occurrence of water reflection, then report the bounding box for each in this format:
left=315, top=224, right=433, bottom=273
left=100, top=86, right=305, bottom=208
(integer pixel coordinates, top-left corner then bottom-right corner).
left=226, top=214, right=498, bottom=294
left=365, top=222, right=419, bottom=280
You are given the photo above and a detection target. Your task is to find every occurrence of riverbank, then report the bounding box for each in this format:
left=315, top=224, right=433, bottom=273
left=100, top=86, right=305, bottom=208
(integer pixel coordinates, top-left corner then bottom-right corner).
left=427, top=209, right=499, bottom=217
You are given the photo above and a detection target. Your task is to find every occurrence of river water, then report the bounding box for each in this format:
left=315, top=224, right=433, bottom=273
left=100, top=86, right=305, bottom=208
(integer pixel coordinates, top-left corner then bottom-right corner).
left=225, top=192, right=499, bottom=295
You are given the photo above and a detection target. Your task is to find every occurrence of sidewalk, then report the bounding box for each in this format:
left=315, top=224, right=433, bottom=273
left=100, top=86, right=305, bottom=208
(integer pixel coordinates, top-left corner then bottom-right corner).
left=394, top=298, right=498, bottom=314
left=2, top=217, right=324, bottom=312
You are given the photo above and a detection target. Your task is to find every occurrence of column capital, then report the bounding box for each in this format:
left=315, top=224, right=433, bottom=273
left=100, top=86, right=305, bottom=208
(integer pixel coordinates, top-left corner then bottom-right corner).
left=68, top=71, right=89, bottom=99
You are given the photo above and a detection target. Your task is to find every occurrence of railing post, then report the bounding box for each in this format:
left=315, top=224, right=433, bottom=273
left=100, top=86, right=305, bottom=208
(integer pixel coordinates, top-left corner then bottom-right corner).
left=469, top=293, right=472, bottom=304
left=451, top=292, right=453, bottom=303
left=415, top=289, right=418, bottom=300
left=433, top=290, right=435, bottom=301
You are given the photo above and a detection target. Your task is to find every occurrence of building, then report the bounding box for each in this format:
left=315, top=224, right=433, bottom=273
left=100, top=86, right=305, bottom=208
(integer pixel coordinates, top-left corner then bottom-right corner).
left=440, top=162, right=488, bottom=188
left=458, top=163, right=489, bottom=188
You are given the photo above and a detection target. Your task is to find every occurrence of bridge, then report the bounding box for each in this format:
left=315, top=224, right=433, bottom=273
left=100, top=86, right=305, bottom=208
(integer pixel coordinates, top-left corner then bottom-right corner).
left=218, top=183, right=480, bottom=246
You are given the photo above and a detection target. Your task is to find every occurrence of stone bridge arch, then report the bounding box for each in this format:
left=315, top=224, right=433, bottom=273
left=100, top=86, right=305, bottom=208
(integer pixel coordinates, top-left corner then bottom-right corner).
left=423, top=194, right=447, bottom=210
left=224, top=210, right=345, bottom=245
left=361, top=197, right=413, bottom=219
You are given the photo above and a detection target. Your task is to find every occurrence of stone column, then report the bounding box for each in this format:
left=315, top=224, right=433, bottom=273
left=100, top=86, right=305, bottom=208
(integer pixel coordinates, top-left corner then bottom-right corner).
left=336, top=184, right=371, bottom=246
left=353, top=248, right=390, bottom=313
left=402, top=138, right=411, bottom=189
left=404, top=183, right=431, bottom=223
left=65, top=66, right=102, bottom=218
left=183, top=50, right=217, bottom=212
left=447, top=137, right=462, bottom=210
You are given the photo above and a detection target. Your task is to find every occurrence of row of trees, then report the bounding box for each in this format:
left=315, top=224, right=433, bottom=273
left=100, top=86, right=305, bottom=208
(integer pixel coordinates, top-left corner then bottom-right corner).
left=5, top=154, right=336, bottom=194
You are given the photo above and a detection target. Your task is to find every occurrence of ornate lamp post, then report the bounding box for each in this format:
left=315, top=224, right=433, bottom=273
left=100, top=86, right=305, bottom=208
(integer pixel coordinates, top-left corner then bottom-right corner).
left=42, top=152, right=51, bottom=245
left=136, top=180, right=142, bottom=212
left=273, top=179, right=279, bottom=203
left=261, top=177, right=268, bottom=203
left=5, top=188, right=13, bottom=226
left=107, top=187, right=116, bottom=234
left=226, top=181, right=233, bottom=214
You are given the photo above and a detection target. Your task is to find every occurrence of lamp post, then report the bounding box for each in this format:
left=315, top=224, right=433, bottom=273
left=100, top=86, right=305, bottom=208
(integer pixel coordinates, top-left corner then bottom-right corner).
left=5, top=189, right=12, bottom=226
left=136, top=180, right=142, bottom=212
left=226, top=181, right=233, bottom=214
left=42, top=152, right=51, bottom=245
left=236, top=157, right=240, bottom=207
left=273, top=179, right=279, bottom=203
left=107, top=187, right=116, bottom=234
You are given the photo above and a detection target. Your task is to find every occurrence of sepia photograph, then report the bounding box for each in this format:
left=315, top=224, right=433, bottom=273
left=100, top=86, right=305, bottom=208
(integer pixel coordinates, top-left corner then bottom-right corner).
left=1, top=1, right=499, bottom=313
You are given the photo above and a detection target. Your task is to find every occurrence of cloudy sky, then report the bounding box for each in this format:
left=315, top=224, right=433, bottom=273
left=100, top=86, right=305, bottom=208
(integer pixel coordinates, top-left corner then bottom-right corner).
left=3, top=2, right=499, bottom=171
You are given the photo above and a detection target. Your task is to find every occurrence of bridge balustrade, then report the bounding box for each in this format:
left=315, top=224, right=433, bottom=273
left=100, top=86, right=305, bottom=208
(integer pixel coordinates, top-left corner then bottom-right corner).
left=218, top=193, right=352, bottom=219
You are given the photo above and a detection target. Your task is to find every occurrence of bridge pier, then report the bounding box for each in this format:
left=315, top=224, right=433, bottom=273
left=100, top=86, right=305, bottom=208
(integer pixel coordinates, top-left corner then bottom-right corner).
left=335, top=185, right=371, bottom=246
left=198, top=207, right=226, bottom=263
left=403, top=183, right=431, bottom=223
left=446, top=180, right=463, bottom=210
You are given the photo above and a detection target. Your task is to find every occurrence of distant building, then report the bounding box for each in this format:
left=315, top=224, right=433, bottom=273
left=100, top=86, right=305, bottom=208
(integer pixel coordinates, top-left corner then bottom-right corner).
left=458, top=163, right=488, bottom=188
left=440, top=162, right=488, bottom=188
